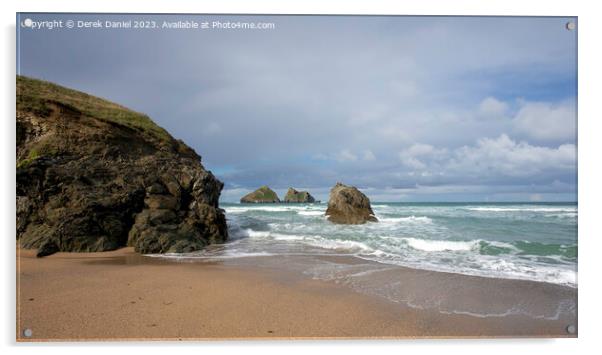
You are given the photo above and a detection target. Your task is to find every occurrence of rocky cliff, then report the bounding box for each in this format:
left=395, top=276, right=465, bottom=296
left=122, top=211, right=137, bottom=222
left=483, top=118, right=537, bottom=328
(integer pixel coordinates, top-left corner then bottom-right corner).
left=283, top=188, right=316, bottom=203
left=240, top=186, right=280, bottom=203
left=16, top=76, right=228, bottom=256
left=325, top=182, right=378, bottom=224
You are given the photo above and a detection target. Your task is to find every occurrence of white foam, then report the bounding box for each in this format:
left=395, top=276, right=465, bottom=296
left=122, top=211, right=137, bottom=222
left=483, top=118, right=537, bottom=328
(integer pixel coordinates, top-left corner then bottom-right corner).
left=243, top=229, right=271, bottom=238
left=545, top=212, right=578, bottom=219
left=223, top=207, right=251, bottom=213
left=440, top=308, right=523, bottom=319
left=486, top=240, right=521, bottom=252
left=379, top=216, right=433, bottom=224
left=222, top=251, right=273, bottom=258
left=148, top=251, right=273, bottom=259
left=271, top=233, right=306, bottom=241
left=217, top=204, right=578, bottom=288
left=225, top=205, right=312, bottom=213
left=302, top=237, right=374, bottom=253
left=466, top=207, right=576, bottom=213
left=404, top=238, right=477, bottom=252
left=348, top=267, right=398, bottom=277
left=297, top=211, right=325, bottom=216
left=474, top=257, right=577, bottom=287
left=249, top=206, right=296, bottom=212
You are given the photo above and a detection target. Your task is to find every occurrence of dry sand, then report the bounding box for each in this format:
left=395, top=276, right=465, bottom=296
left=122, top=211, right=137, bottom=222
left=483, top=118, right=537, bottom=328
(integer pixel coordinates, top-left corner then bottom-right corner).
left=16, top=247, right=575, bottom=341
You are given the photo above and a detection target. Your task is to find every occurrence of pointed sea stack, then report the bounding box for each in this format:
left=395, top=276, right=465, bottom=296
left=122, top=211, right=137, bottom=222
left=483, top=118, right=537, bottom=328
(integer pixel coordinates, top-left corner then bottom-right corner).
left=325, top=182, right=378, bottom=224
left=240, top=185, right=280, bottom=203
left=283, top=187, right=316, bottom=203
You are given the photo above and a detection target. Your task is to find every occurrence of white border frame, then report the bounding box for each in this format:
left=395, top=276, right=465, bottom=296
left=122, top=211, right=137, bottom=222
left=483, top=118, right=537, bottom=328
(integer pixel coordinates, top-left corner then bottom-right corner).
left=2, top=1, right=600, bottom=354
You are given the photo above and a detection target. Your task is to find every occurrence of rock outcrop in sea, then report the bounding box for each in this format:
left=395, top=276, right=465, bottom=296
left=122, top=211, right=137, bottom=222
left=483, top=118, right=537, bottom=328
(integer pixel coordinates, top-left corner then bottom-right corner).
left=325, top=182, right=378, bottom=224
left=240, top=185, right=280, bottom=203
left=16, top=76, right=228, bottom=257
left=283, top=188, right=316, bottom=203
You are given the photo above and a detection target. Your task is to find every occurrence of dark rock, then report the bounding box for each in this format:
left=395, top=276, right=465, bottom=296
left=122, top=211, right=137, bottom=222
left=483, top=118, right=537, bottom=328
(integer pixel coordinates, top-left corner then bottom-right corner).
left=144, top=195, right=179, bottom=210
left=36, top=239, right=59, bottom=257
left=240, top=185, right=280, bottom=203
left=16, top=76, right=228, bottom=255
left=141, top=209, right=182, bottom=226
left=167, top=239, right=207, bottom=253
left=161, top=174, right=182, bottom=200
left=325, top=182, right=378, bottom=224
left=283, top=187, right=316, bottom=203
left=146, top=183, right=166, bottom=194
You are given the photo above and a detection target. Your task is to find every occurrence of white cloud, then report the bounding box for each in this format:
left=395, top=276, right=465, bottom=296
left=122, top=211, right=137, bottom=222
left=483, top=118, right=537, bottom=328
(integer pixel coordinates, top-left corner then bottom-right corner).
left=406, top=143, right=437, bottom=156
left=399, top=143, right=447, bottom=170
left=448, top=134, right=576, bottom=177
left=389, top=80, right=419, bottom=99
left=513, top=101, right=576, bottom=141
left=378, top=125, right=412, bottom=144
left=312, top=153, right=329, bottom=161
left=348, top=104, right=390, bottom=126
left=336, top=149, right=358, bottom=162
left=362, top=150, right=376, bottom=161
left=316, top=149, right=376, bottom=163
left=396, top=135, right=575, bottom=182
left=478, top=97, right=508, bottom=118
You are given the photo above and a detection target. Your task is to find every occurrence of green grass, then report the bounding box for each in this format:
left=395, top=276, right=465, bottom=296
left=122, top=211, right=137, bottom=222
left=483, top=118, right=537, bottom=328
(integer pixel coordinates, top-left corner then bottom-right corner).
left=17, top=75, right=172, bottom=142
left=245, top=186, right=278, bottom=200
left=16, top=139, right=65, bottom=168
left=16, top=149, right=40, bottom=169
left=256, top=186, right=279, bottom=200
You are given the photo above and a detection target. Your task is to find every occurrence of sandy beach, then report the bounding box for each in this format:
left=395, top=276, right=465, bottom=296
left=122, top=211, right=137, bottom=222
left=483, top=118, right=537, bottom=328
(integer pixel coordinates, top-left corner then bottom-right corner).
left=16, top=247, right=576, bottom=341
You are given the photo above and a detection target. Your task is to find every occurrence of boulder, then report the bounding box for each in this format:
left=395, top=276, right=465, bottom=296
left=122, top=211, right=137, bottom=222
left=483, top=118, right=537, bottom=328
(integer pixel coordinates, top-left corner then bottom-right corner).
left=16, top=76, right=228, bottom=257
left=240, top=185, right=280, bottom=203
left=283, top=187, right=316, bottom=203
left=325, top=182, right=378, bottom=224
left=36, top=239, right=60, bottom=258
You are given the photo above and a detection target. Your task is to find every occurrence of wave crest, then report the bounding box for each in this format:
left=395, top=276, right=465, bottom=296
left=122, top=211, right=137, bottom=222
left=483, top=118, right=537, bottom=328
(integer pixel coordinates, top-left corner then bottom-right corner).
left=404, top=238, right=478, bottom=252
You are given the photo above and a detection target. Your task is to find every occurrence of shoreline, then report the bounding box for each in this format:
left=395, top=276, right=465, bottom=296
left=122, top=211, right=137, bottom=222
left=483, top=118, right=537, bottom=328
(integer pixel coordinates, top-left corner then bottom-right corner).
left=159, top=250, right=578, bottom=290
left=17, top=247, right=577, bottom=341
left=221, top=201, right=577, bottom=289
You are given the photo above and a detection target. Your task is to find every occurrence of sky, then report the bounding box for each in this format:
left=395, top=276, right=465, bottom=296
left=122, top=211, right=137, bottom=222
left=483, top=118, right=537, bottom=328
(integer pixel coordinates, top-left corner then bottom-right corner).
left=17, top=14, right=577, bottom=202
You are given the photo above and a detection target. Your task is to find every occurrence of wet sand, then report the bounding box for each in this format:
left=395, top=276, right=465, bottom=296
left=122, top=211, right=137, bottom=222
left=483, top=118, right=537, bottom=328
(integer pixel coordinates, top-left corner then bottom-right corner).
left=16, top=247, right=576, bottom=341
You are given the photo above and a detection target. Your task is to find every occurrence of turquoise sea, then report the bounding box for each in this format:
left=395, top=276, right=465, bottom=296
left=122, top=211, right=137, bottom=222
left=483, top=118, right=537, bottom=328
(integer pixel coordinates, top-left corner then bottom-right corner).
left=151, top=201, right=577, bottom=320
left=170, top=202, right=578, bottom=288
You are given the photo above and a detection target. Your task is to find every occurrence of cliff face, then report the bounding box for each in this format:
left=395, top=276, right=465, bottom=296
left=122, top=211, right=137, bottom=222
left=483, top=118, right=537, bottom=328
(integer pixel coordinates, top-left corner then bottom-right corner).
left=16, top=76, right=228, bottom=256
left=283, top=188, right=315, bottom=203
left=240, top=186, right=280, bottom=203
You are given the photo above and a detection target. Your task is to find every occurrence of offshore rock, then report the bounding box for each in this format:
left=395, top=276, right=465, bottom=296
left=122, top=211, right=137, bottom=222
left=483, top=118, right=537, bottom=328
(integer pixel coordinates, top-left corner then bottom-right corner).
left=240, top=185, right=280, bottom=203
left=325, top=182, right=378, bottom=224
left=283, top=187, right=316, bottom=203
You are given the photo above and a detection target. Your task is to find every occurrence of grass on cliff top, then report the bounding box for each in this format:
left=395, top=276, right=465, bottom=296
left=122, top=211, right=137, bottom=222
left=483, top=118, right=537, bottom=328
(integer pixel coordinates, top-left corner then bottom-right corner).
left=251, top=186, right=279, bottom=200
left=16, top=75, right=172, bottom=142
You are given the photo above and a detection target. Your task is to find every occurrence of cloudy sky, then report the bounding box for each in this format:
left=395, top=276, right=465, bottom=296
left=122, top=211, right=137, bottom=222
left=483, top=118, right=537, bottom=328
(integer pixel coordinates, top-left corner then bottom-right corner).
left=18, top=14, right=577, bottom=202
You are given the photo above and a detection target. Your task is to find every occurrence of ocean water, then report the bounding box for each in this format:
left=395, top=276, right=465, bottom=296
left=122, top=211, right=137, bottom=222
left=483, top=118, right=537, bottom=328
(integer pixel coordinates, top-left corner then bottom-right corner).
left=185, top=202, right=577, bottom=288
left=151, top=202, right=577, bottom=320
